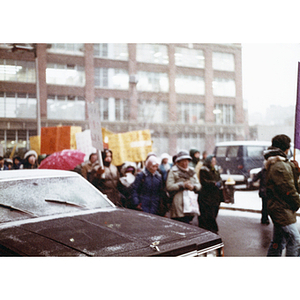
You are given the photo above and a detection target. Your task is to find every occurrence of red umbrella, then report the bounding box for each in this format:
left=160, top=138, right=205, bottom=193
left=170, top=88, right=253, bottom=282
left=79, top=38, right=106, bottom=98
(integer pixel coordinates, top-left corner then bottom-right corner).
left=39, top=149, right=86, bottom=170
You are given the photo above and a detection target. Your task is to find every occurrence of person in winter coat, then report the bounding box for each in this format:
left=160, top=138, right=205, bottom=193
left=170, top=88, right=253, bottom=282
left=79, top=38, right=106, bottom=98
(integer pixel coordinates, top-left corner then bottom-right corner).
left=252, top=166, right=270, bottom=224
left=12, top=156, right=22, bottom=169
left=189, top=148, right=200, bottom=169
left=166, top=150, right=201, bottom=224
left=132, top=156, right=163, bottom=215
left=21, top=150, right=38, bottom=169
left=0, top=156, right=8, bottom=170
left=91, top=149, right=121, bottom=206
left=81, top=152, right=99, bottom=182
left=118, top=161, right=137, bottom=209
left=264, top=134, right=300, bottom=256
left=159, top=153, right=172, bottom=183
left=198, top=155, right=223, bottom=233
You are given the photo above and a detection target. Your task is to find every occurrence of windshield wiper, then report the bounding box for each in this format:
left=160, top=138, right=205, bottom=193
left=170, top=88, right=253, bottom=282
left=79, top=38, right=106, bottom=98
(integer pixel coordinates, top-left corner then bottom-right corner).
left=45, top=199, right=87, bottom=208
left=0, top=203, right=37, bottom=217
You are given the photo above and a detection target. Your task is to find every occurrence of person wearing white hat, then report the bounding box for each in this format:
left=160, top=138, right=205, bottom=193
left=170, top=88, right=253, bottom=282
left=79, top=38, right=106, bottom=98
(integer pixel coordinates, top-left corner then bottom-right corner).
left=21, top=150, right=38, bottom=169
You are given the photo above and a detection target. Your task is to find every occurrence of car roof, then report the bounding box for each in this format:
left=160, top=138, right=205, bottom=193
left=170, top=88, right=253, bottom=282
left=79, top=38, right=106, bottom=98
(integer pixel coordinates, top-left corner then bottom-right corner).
left=215, top=140, right=271, bottom=147
left=0, top=169, right=79, bottom=181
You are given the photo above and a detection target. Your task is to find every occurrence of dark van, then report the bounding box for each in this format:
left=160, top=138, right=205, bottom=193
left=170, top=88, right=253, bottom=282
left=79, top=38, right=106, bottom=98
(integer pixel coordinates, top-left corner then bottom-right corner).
left=213, top=141, right=270, bottom=186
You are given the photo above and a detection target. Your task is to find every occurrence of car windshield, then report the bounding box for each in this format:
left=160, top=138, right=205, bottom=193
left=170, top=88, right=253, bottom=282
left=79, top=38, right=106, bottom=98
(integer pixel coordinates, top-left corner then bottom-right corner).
left=0, top=176, right=113, bottom=223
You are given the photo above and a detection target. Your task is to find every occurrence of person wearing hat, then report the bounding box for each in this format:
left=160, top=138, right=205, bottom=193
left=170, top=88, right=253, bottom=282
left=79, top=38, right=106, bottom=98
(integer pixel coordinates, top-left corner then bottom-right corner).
left=21, top=150, right=38, bottom=169
left=132, top=156, right=164, bottom=215
left=118, top=161, right=137, bottom=209
left=189, top=148, right=200, bottom=169
left=198, top=154, right=223, bottom=233
left=4, top=158, right=13, bottom=170
left=166, top=150, right=201, bottom=224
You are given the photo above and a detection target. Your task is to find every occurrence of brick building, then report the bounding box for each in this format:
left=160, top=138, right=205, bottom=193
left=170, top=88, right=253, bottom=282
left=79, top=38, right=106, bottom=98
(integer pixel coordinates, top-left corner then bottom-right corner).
left=0, top=43, right=247, bottom=158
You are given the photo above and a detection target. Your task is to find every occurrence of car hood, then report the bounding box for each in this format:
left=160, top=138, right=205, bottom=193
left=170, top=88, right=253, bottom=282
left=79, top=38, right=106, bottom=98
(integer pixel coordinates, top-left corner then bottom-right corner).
left=0, top=208, right=222, bottom=256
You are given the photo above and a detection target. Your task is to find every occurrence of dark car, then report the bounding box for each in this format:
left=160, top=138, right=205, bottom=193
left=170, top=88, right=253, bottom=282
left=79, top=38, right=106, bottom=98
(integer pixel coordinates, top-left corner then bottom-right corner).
left=0, top=170, right=223, bottom=256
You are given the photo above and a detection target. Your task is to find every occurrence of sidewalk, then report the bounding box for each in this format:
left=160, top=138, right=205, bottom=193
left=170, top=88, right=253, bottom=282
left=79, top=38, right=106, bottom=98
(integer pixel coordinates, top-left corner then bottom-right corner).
left=220, top=188, right=300, bottom=217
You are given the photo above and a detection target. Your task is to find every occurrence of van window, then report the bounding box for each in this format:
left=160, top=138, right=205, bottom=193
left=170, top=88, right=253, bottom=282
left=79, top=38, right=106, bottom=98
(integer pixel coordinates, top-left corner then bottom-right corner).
left=246, top=146, right=265, bottom=158
left=216, top=146, right=227, bottom=157
left=227, top=146, right=239, bottom=157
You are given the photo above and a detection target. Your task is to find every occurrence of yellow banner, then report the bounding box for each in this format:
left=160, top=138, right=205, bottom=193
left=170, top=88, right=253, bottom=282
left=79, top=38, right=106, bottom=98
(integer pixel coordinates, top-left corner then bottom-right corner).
left=29, top=136, right=41, bottom=155
left=108, top=130, right=153, bottom=166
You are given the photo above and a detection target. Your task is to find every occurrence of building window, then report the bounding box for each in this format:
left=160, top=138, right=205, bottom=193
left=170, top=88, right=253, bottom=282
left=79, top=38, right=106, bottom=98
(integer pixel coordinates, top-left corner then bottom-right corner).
left=46, top=63, right=85, bottom=86
left=175, top=47, right=204, bottom=68
left=214, top=104, right=235, bottom=124
left=136, top=44, right=169, bottom=65
left=0, top=92, right=36, bottom=118
left=177, top=102, right=205, bottom=124
left=95, top=97, right=129, bottom=121
left=94, top=68, right=129, bottom=90
left=0, top=59, right=36, bottom=83
left=212, top=52, right=235, bottom=71
left=138, top=99, right=168, bottom=123
left=47, top=44, right=84, bottom=56
left=137, top=71, right=169, bottom=92
left=151, top=132, right=169, bottom=155
left=47, top=95, right=85, bottom=120
left=215, top=133, right=235, bottom=143
left=94, top=43, right=128, bottom=60
left=177, top=133, right=205, bottom=153
left=175, top=75, right=205, bottom=95
left=213, top=78, right=236, bottom=97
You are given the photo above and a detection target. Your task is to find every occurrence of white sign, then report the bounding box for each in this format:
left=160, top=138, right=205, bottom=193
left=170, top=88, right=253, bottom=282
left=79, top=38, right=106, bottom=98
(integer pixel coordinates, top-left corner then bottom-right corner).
left=87, top=102, right=103, bottom=151
left=75, top=130, right=96, bottom=160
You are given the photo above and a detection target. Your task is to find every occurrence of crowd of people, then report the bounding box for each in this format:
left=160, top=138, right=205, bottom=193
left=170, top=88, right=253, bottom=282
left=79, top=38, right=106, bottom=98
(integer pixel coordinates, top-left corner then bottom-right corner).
left=0, top=150, right=39, bottom=171
left=2, top=134, right=300, bottom=256
left=75, top=147, right=224, bottom=235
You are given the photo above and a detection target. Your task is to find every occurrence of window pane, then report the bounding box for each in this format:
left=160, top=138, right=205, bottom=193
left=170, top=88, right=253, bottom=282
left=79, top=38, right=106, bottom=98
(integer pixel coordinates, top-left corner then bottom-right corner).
left=94, top=68, right=128, bottom=90
left=136, top=44, right=169, bottom=64
left=47, top=44, right=84, bottom=56
left=213, top=78, right=236, bottom=97
left=93, top=43, right=128, bottom=60
left=213, top=52, right=235, bottom=71
left=137, top=71, right=169, bottom=92
left=175, top=47, right=204, bottom=68
left=138, top=100, right=168, bottom=123
left=175, top=75, right=205, bottom=95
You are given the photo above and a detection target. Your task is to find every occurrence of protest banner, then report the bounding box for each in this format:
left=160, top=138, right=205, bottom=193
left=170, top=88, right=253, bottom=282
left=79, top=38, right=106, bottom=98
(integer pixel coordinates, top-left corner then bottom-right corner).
left=108, top=130, right=153, bottom=166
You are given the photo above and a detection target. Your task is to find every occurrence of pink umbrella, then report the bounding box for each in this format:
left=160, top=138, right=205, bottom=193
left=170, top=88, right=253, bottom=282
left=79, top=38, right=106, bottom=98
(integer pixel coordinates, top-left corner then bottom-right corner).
left=39, top=149, right=86, bottom=170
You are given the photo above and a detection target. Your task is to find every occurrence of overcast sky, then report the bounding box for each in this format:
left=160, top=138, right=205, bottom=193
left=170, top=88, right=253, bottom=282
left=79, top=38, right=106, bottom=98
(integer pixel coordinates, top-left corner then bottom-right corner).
left=242, top=43, right=300, bottom=115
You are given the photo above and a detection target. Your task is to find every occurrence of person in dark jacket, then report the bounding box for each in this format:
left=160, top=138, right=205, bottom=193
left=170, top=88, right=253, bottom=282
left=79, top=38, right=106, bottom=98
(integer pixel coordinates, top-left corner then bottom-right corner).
left=189, top=148, right=200, bottom=169
left=253, top=167, right=270, bottom=224
left=132, top=156, right=163, bottom=215
left=264, top=134, right=300, bottom=256
left=198, top=155, right=223, bottom=233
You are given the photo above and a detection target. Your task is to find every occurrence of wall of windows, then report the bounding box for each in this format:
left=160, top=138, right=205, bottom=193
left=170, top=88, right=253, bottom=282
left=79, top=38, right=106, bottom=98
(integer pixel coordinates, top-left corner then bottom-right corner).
left=177, top=102, right=205, bottom=124
left=215, top=133, right=235, bottom=143
left=47, top=95, right=85, bottom=120
left=151, top=132, right=169, bottom=155
left=0, top=59, right=36, bottom=83
left=95, top=97, right=129, bottom=121
left=94, top=43, right=128, bottom=60
left=136, top=44, right=169, bottom=65
left=175, top=47, right=205, bottom=68
left=212, top=52, right=235, bottom=71
left=213, top=78, right=236, bottom=97
left=46, top=63, right=85, bottom=86
left=137, top=71, right=169, bottom=92
left=0, top=92, right=36, bottom=118
left=94, top=68, right=129, bottom=90
left=175, top=75, right=205, bottom=95
left=214, top=104, right=235, bottom=124
left=47, top=44, right=84, bottom=56
left=137, top=100, right=168, bottom=123
left=177, top=133, right=205, bottom=153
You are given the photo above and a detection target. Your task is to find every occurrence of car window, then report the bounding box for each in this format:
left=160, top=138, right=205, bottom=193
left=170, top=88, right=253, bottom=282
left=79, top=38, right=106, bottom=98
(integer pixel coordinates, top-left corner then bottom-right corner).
left=246, top=146, right=266, bottom=158
left=215, top=146, right=227, bottom=157
left=227, top=146, right=239, bottom=157
left=0, top=176, right=113, bottom=223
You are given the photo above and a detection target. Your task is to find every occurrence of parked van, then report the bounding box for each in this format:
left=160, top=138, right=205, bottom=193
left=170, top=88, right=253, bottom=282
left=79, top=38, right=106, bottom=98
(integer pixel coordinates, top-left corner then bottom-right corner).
left=213, top=141, right=271, bottom=186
